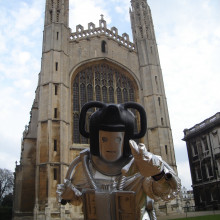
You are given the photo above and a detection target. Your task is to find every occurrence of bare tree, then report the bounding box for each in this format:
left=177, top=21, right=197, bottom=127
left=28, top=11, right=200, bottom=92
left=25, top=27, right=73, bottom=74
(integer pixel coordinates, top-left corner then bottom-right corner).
left=0, top=168, right=14, bottom=203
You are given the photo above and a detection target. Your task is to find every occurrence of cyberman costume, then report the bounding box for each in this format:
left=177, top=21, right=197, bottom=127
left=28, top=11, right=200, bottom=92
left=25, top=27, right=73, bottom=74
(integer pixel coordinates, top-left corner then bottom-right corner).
left=57, top=102, right=181, bottom=220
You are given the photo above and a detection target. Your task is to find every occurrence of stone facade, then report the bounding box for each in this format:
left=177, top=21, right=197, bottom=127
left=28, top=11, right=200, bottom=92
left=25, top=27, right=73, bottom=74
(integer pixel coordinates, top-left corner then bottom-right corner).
left=183, top=112, right=220, bottom=211
left=13, top=0, right=179, bottom=219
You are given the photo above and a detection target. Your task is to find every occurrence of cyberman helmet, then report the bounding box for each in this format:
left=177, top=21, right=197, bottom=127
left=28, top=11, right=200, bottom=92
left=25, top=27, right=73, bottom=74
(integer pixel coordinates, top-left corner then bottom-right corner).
left=79, top=101, right=147, bottom=158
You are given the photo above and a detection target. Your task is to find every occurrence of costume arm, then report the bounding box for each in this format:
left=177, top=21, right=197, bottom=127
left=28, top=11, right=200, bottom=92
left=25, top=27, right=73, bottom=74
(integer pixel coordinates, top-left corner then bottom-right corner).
left=129, top=140, right=181, bottom=201
left=143, top=163, right=181, bottom=201
left=56, top=156, right=82, bottom=205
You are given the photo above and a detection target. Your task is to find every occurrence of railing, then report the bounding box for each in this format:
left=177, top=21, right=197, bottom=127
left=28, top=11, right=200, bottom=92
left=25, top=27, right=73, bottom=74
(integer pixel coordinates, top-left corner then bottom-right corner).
left=70, top=19, right=135, bottom=51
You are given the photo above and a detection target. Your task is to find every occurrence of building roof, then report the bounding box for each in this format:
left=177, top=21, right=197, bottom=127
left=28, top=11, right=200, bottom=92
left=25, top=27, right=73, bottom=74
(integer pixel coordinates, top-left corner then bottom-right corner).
left=183, top=112, right=220, bottom=140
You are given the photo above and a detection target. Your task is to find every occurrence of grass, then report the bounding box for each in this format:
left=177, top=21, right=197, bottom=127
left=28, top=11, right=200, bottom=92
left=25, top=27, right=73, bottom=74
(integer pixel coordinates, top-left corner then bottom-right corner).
left=171, top=214, right=220, bottom=220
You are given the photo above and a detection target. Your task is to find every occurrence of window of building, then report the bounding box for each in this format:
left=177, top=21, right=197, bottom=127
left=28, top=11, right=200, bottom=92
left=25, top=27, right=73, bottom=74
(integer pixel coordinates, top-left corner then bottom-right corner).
left=209, top=166, right=214, bottom=177
left=155, top=76, right=158, bottom=85
left=54, top=108, right=58, bottom=118
left=139, top=27, right=143, bottom=38
left=211, top=130, right=220, bottom=148
left=192, top=141, right=198, bottom=156
left=202, top=136, right=209, bottom=151
left=206, top=162, right=213, bottom=177
left=201, top=164, right=207, bottom=179
left=210, top=192, right=214, bottom=201
left=55, top=62, right=58, bottom=71
left=197, top=140, right=202, bottom=152
left=195, top=167, right=202, bottom=180
left=54, top=139, right=57, bottom=151
left=155, top=76, right=159, bottom=91
left=56, top=10, right=60, bottom=22
left=53, top=168, right=57, bottom=180
left=158, top=97, right=161, bottom=106
left=199, top=195, right=202, bottom=203
left=161, top=117, right=164, bottom=126
left=50, top=11, right=53, bottom=23
left=72, top=62, right=138, bottom=144
left=55, top=84, right=58, bottom=95
left=165, top=145, right=168, bottom=154
left=101, top=41, right=107, bottom=53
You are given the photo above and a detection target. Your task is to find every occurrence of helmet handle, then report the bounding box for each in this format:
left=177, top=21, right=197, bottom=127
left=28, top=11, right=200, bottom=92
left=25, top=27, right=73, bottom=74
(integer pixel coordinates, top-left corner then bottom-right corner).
left=79, top=101, right=106, bottom=138
left=124, top=102, right=147, bottom=139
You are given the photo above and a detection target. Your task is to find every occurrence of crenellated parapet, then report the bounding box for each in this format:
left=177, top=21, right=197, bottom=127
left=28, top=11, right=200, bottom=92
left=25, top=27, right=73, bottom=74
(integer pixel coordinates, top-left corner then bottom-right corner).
left=70, top=16, right=135, bottom=51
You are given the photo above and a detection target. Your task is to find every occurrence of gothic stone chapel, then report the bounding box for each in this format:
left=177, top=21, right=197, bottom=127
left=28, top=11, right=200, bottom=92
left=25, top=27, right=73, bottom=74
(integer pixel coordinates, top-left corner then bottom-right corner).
left=13, top=0, right=179, bottom=219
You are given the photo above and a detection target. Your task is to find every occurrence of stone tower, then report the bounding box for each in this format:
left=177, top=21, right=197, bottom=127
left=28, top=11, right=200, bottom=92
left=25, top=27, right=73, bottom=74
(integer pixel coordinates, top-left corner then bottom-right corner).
left=130, top=0, right=177, bottom=169
left=13, top=0, right=178, bottom=219
left=35, top=0, right=70, bottom=217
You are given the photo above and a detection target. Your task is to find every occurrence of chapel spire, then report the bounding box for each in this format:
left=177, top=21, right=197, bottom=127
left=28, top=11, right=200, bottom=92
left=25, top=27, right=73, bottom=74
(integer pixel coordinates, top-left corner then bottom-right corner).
left=44, top=0, right=69, bottom=26
left=130, top=0, right=155, bottom=42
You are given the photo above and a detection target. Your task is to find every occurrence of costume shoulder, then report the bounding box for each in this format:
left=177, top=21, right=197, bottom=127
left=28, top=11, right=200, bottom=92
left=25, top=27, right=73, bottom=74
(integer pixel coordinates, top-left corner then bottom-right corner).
left=72, top=160, right=89, bottom=188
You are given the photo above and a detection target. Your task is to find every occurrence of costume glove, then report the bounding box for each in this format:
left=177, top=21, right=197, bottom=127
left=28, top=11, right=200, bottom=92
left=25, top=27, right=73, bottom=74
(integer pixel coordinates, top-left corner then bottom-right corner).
left=129, top=140, right=164, bottom=177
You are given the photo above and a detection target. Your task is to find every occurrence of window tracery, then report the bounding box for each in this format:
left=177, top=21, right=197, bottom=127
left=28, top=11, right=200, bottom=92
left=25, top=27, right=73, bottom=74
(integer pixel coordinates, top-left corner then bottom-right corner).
left=72, top=62, right=137, bottom=143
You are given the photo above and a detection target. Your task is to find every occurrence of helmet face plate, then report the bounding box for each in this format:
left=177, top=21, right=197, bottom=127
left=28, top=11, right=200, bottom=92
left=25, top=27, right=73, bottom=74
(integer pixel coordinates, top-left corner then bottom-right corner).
left=99, top=130, right=125, bottom=162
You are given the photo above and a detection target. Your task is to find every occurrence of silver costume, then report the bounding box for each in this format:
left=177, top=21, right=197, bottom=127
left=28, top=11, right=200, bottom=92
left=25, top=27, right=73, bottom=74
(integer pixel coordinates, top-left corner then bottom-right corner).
left=57, top=140, right=181, bottom=220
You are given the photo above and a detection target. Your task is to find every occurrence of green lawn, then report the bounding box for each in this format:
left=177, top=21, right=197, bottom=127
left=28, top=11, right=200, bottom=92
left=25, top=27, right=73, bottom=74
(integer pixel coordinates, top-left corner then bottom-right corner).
left=171, top=215, right=220, bottom=220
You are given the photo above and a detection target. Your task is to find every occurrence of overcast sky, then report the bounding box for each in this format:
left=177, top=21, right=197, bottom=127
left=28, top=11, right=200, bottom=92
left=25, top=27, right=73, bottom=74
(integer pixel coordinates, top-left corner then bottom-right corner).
left=0, top=0, right=219, bottom=190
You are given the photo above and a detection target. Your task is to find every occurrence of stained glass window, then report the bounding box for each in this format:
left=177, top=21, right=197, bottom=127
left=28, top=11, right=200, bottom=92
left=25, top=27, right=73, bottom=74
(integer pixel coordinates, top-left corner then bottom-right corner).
left=72, top=63, right=137, bottom=143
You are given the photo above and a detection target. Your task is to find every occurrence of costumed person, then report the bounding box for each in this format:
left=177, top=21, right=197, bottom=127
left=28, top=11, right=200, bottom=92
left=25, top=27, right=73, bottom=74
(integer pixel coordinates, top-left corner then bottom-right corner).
left=57, top=101, right=181, bottom=220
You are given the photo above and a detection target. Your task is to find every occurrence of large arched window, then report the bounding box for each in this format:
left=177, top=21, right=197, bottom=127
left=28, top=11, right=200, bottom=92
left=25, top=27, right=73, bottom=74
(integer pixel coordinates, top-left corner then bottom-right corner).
left=72, top=62, right=138, bottom=143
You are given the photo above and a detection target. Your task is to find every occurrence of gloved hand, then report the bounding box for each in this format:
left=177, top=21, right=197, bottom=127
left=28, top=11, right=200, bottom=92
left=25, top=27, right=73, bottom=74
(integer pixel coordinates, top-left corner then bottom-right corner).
left=56, top=180, right=82, bottom=206
left=129, top=140, right=164, bottom=177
